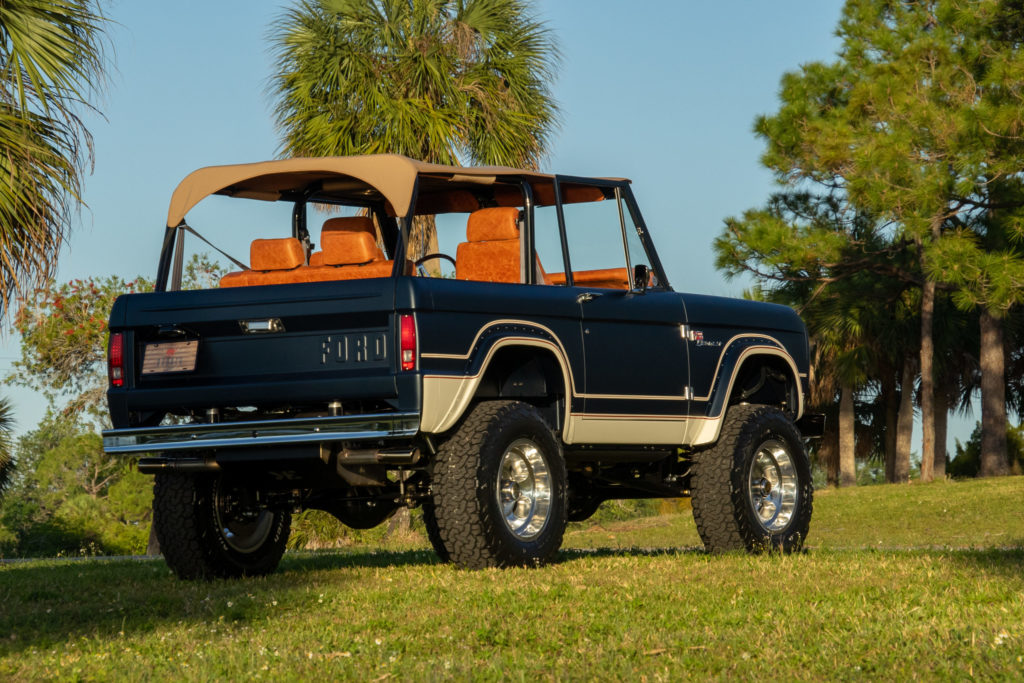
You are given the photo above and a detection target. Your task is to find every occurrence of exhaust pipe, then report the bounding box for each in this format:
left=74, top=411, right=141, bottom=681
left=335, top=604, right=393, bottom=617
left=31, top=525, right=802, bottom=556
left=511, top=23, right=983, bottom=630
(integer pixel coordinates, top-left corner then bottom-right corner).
left=337, top=448, right=420, bottom=465
left=137, top=456, right=221, bottom=474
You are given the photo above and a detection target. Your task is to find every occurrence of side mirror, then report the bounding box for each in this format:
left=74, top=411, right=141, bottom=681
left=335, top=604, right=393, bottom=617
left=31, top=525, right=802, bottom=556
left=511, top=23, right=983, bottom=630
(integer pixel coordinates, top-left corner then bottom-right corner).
left=633, top=264, right=649, bottom=294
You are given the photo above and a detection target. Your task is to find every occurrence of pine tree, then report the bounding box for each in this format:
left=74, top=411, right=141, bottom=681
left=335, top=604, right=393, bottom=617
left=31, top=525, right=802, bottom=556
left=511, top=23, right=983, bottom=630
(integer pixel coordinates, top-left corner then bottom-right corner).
left=716, top=192, right=917, bottom=484
left=755, top=0, right=1024, bottom=477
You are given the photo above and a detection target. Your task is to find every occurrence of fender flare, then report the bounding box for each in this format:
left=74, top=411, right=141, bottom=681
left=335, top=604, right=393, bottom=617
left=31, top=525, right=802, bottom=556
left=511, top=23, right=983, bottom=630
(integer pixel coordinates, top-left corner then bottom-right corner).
left=688, top=335, right=804, bottom=446
left=420, top=321, right=577, bottom=440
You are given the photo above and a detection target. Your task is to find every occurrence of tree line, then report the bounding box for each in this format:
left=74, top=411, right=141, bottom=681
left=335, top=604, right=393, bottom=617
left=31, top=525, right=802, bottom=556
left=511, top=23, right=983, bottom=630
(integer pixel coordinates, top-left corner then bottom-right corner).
left=716, top=0, right=1024, bottom=485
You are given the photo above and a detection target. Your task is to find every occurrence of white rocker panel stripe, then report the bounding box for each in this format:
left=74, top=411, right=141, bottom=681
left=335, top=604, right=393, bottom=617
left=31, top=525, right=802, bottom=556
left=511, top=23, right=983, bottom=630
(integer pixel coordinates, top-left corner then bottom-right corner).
left=569, top=413, right=688, bottom=445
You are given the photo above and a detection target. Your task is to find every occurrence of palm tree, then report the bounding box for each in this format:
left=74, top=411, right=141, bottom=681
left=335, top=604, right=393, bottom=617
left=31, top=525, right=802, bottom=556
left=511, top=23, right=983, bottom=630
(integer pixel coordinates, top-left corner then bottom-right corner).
left=270, top=0, right=559, bottom=259
left=0, top=1, right=110, bottom=316
left=0, top=397, right=16, bottom=500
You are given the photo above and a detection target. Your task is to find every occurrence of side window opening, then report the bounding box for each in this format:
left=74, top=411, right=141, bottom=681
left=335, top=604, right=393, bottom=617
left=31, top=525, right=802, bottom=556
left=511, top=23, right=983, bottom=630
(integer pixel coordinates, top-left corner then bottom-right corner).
left=557, top=184, right=654, bottom=290
left=533, top=203, right=566, bottom=285
left=620, top=195, right=660, bottom=290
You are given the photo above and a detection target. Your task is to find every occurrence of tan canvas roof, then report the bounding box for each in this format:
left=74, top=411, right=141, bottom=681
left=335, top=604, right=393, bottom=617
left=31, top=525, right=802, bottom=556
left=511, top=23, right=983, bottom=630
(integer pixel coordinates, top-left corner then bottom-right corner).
left=165, top=154, right=563, bottom=227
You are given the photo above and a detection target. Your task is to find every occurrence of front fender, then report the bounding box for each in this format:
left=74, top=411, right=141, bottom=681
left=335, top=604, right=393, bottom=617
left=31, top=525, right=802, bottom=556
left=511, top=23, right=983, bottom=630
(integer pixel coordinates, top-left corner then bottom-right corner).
left=687, top=334, right=804, bottom=446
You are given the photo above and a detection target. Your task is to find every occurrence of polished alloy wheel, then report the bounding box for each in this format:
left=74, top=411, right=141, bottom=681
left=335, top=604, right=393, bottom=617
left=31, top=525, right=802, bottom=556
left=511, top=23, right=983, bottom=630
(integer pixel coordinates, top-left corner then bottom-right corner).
left=496, top=438, right=552, bottom=540
left=747, top=438, right=798, bottom=532
left=214, top=488, right=274, bottom=553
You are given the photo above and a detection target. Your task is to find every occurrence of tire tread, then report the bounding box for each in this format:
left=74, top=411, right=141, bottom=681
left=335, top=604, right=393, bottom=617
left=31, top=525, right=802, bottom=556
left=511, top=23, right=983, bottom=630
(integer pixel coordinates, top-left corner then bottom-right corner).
left=691, top=404, right=812, bottom=553
left=153, top=472, right=291, bottom=580
left=430, top=400, right=566, bottom=569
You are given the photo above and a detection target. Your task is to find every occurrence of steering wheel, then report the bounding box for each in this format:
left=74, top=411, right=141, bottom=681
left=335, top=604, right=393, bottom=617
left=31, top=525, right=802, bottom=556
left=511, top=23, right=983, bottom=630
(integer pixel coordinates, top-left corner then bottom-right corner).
left=415, top=252, right=456, bottom=277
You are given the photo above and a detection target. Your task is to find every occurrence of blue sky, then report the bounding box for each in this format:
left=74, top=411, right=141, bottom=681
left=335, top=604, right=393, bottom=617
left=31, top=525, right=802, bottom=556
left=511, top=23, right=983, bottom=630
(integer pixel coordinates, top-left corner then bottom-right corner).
left=0, top=0, right=976, bottom=453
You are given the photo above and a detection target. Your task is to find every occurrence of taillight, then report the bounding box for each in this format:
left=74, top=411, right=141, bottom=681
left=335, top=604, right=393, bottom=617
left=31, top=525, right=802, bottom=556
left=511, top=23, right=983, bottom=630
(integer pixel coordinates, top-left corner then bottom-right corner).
left=400, top=314, right=416, bottom=371
left=109, top=332, right=124, bottom=387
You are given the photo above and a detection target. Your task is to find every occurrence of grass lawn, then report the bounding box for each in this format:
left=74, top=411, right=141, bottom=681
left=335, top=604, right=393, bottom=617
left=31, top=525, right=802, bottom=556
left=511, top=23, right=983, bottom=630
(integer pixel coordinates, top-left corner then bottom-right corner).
left=2, top=477, right=1022, bottom=680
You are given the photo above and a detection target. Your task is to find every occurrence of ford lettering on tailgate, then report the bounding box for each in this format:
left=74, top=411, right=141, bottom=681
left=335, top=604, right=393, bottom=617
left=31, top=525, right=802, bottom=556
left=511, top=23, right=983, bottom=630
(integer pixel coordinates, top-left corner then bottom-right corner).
left=320, top=332, right=388, bottom=366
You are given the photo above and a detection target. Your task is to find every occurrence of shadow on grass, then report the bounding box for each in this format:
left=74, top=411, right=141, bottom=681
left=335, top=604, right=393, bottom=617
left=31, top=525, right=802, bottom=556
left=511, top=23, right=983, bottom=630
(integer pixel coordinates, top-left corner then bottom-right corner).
left=557, top=546, right=702, bottom=562
left=0, top=545, right=699, bottom=655
left=281, top=547, right=441, bottom=572
left=1, top=544, right=1021, bottom=657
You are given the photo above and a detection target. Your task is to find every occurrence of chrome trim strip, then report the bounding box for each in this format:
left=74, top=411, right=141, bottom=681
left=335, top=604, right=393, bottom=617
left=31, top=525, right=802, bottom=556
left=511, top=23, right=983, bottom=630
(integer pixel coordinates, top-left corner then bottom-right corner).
left=102, top=412, right=420, bottom=454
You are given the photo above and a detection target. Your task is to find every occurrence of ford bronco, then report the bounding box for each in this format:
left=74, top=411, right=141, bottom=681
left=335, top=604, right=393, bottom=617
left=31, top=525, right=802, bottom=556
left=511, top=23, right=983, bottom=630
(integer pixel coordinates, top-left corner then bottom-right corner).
left=102, top=155, right=821, bottom=579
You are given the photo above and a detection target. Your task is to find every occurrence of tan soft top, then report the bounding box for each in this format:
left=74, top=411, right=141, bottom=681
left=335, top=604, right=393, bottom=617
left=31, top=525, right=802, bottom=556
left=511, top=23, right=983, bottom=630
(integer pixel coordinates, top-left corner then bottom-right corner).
left=166, top=154, right=571, bottom=227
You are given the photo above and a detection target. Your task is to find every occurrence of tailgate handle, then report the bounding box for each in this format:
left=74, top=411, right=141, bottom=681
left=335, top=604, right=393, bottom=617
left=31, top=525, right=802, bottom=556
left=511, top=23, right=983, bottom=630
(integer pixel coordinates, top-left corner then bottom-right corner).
left=240, top=318, right=285, bottom=334
left=155, top=324, right=187, bottom=338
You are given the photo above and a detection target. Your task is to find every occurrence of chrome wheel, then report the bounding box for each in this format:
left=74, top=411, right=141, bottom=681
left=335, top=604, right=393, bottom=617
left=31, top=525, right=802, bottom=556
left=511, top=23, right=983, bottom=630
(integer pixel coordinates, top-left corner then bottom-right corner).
left=747, top=438, right=798, bottom=532
left=214, top=488, right=274, bottom=554
left=496, top=438, right=552, bottom=540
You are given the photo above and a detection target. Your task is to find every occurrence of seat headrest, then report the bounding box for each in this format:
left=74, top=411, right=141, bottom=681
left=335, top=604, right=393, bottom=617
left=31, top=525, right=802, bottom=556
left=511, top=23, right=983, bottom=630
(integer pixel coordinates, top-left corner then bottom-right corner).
left=322, top=216, right=375, bottom=237
left=466, top=207, right=520, bottom=242
left=251, top=237, right=304, bottom=271
left=321, top=230, right=383, bottom=266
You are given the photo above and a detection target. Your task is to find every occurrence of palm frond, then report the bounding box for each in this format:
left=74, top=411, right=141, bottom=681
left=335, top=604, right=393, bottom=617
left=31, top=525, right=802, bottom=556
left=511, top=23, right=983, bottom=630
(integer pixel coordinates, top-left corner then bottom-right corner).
left=0, top=396, right=15, bottom=498
left=270, top=0, right=558, bottom=168
left=0, top=0, right=110, bottom=316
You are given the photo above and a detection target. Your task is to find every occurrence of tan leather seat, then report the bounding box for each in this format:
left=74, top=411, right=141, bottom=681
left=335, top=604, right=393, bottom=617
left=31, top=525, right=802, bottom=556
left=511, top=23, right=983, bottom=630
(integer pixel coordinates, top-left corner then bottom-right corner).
left=455, top=207, right=522, bottom=283
left=309, top=216, right=382, bottom=266
left=303, top=230, right=394, bottom=281
left=220, top=219, right=395, bottom=287
left=220, top=237, right=305, bottom=287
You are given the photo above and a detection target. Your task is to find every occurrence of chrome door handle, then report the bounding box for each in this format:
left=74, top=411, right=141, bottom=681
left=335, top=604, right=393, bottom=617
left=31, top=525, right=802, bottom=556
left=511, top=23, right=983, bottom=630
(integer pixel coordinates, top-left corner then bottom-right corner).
left=576, top=292, right=601, bottom=304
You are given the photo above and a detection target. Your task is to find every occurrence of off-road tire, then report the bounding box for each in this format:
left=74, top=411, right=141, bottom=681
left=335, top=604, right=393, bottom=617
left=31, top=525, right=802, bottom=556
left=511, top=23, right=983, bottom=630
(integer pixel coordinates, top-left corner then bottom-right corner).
left=430, top=400, right=567, bottom=569
left=420, top=500, right=450, bottom=563
left=153, top=472, right=291, bottom=580
left=691, top=404, right=812, bottom=553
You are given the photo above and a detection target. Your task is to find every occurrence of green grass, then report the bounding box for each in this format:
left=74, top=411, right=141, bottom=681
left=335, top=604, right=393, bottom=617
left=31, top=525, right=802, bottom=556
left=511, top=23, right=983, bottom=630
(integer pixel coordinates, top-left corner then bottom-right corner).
left=2, top=477, right=1023, bottom=680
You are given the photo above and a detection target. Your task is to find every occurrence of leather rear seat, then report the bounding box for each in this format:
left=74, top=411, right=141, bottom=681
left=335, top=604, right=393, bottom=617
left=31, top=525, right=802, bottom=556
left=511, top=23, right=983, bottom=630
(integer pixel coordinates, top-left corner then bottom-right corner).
left=309, top=216, right=381, bottom=266
left=220, top=237, right=306, bottom=287
left=219, top=223, right=395, bottom=288
left=301, top=229, right=394, bottom=281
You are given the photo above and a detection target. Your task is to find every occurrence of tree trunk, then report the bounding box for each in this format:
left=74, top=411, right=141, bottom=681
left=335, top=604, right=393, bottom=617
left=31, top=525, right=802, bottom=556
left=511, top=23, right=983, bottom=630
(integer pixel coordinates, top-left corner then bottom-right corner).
left=881, top=365, right=899, bottom=474
left=386, top=507, right=412, bottom=536
left=919, top=279, right=936, bottom=482
left=409, top=215, right=440, bottom=273
left=839, top=385, right=856, bottom=487
left=933, top=388, right=948, bottom=480
left=893, top=358, right=915, bottom=483
left=818, top=404, right=840, bottom=487
left=979, top=310, right=1010, bottom=477
left=146, top=524, right=161, bottom=556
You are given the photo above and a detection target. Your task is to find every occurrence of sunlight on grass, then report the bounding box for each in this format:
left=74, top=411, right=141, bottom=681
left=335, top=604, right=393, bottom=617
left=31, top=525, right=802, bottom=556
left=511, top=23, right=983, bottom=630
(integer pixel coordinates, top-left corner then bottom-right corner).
left=1, top=477, right=1022, bottom=679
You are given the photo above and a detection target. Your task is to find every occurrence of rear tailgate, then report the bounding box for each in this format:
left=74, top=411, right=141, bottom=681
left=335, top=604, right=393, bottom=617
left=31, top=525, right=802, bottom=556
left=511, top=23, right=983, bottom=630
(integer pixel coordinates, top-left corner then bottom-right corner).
left=107, top=278, right=400, bottom=427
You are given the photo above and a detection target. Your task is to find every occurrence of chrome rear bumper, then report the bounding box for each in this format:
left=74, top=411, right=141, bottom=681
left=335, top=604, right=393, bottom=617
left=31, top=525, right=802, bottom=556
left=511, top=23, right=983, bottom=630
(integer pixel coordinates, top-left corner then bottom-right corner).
left=102, top=412, right=420, bottom=454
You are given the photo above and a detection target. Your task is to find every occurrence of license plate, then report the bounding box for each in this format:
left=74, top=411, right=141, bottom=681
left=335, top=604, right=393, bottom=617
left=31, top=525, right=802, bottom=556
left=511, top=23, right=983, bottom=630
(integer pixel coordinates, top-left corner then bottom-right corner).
left=142, top=340, right=198, bottom=375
